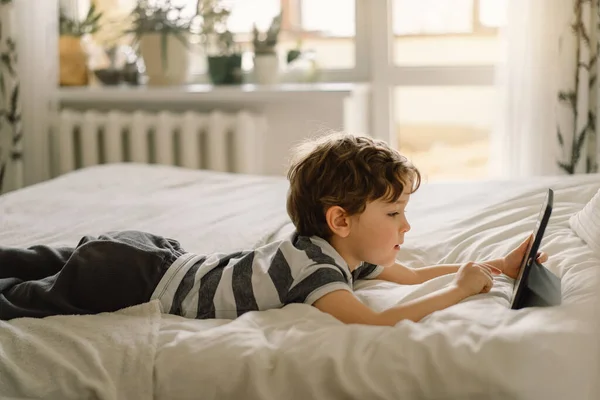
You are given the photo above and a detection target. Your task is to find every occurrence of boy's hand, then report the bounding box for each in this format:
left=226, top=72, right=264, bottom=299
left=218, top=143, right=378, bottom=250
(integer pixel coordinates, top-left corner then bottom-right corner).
left=500, top=235, right=549, bottom=279
left=451, top=262, right=502, bottom=297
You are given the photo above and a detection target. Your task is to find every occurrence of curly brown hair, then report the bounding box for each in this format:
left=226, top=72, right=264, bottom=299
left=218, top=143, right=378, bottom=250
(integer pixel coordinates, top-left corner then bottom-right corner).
left=286, top=132, right=421, bottom=239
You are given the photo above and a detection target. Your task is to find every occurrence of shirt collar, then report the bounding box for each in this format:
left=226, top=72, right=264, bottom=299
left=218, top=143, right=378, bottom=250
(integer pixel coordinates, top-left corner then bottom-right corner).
left=308, top=235, right=352, bottom=277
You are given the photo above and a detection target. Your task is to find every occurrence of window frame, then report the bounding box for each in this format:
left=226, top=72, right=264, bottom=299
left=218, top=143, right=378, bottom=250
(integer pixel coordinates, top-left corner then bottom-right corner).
left=88, top=0, right=499, bottom=144
left=365, top=0, right=499, bottom=147
left=391, top=0, right=500, bottom=38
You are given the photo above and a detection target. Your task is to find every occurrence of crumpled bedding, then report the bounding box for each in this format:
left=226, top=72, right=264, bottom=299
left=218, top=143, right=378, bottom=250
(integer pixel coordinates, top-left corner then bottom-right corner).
left=0, top=164, right=598, bottom=400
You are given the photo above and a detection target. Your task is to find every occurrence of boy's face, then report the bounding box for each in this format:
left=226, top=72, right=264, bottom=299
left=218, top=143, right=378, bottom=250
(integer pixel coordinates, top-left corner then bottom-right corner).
left=346, top=191, right=411, bottom=268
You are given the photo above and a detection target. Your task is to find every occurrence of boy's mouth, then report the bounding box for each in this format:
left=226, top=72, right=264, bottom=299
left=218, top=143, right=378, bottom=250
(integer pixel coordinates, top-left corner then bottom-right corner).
left=394, top=244, right=401, bottom=250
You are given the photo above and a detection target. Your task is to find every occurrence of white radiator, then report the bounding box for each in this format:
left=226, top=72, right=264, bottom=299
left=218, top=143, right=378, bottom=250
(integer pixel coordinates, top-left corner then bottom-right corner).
left=51, top=109, right=266, bottom=176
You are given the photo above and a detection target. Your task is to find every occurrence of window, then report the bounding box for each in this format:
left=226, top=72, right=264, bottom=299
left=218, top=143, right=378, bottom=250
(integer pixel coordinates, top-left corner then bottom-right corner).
left=226, top=0, right=356, bottom=70
left=63, top=0, right=508, bottom=182
left=91, top=0, right=356, bottom=71
left=394, top=86, right=497, bottom=181
left=393, top=0, right=507, bottom=66
left=390, top=0, right=507, bottom=181
left=393, top=0, right=506, bottom=35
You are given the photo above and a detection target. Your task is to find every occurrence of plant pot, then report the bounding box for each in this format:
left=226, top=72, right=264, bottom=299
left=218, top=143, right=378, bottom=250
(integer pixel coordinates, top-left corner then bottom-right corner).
left=254, top=53, right=279, bottom=85
left=93, top=68, right=123, bottom=86
left=59, top=35, right=89, bottom=86
left=139, top=33, right=190, bottom=86
left=207, top=54, right=243, bottom=85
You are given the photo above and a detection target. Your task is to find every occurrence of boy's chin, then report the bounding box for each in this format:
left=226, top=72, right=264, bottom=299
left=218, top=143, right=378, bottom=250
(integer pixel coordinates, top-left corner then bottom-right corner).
left=365, top=252, right=397, bottom=267
left=371, top=258, right=396, bottom=267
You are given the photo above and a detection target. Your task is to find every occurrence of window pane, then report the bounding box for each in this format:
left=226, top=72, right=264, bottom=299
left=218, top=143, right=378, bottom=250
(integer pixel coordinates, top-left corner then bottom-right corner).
left=226, top=0, right=281, bottom=32
left=93, top=0, right=355, bottom=72
left=394, top=36, right=502, bottom=66
left=301, top=0, right=355, bottom=36
left=394, top=86, right=497, bottom=181
left=479, top=0, right=508, bottom=28
left=225, top=0, right=355, bottom=69
left=393, top=0, right=506, bottom=66
left=393, top=0, right=473, bottom=35
left=296, top=0, right=355, bottom=68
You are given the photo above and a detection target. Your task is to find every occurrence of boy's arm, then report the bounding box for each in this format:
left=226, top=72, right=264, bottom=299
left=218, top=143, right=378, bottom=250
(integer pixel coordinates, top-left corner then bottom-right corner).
left=376, top=262, right=421, bottom=284
left=313, top=287, right=469, bottom=326
left=379, top=259, right=505, bottom=285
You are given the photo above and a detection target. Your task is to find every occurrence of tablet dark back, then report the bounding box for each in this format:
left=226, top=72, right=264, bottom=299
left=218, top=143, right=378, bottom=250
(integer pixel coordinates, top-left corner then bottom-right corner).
left=510, top=189, right=555, bottom=309
left=512, top=260, right=561, bottom=309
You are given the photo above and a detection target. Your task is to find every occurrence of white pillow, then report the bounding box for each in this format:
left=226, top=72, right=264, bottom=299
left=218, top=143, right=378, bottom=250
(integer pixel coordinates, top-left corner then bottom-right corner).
left=569, top=188, right=600, bottom=252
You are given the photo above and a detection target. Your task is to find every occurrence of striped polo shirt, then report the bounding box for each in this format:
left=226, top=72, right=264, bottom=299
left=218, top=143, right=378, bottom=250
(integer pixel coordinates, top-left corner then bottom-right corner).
left=150, top=232, right=384, bottom=320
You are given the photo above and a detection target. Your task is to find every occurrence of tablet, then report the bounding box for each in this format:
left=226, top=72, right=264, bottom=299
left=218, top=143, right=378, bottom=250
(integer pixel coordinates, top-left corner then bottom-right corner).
left=510, top=189, right=554, bottom=309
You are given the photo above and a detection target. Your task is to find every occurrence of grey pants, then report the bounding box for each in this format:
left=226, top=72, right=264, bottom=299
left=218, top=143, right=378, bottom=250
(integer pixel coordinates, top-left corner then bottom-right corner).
left=0, top=230, right=185, bottom=320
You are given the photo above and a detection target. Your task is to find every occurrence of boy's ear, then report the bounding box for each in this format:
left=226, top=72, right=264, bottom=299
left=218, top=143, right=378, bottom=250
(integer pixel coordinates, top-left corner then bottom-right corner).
left=325, top=206, right=351, bottom=238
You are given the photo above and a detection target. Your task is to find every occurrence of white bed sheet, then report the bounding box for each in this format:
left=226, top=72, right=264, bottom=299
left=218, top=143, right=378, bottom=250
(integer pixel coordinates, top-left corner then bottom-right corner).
left=0, top=164, right=291, bottom=253
left=1, top=164, right=599, bottom=400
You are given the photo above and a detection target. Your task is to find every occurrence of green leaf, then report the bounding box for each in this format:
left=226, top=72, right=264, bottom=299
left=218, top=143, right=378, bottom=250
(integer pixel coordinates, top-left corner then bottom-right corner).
left=557, top=161, right=574, bottom=174
left=588, top=110, right=596, bottom=131
left=1, top=53, right=14, bottom=76
left=0, top=163, right=5, bottom=193
left=586, top=156, right=594, bottom=173
left=0, top=70, right=5, bottom=98
left=9, top=84, right=18, bottom=121
left=572, top=124, right=589, bottom=166
left=558, top=91, right=577, bottom=109
left=161, top=32, right=168, bottom=72
left=10, top=148, right=21, bottom=161
left=11, top=129, right=21, bottom=146
left=557, top=126, right=564, bottom=147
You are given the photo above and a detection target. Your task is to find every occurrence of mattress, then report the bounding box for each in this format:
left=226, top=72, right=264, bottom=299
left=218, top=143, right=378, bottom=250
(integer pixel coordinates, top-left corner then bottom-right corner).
left=1, top=164, right=599, bottom=400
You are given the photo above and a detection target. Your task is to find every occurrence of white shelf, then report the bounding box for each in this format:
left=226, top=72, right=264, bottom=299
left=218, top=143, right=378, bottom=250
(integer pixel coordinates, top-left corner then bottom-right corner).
left=57, top=83, right=369, bottom=104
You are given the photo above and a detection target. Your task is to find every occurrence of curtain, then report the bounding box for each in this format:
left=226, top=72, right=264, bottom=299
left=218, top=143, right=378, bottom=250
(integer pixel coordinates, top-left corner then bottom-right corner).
left=490, top=0, right=569, bottom=178
left=556, top=0, right=599, bottom=174
left=0, top=0, right=21, bottom=193
left=491, top=0, right=600, bottom=178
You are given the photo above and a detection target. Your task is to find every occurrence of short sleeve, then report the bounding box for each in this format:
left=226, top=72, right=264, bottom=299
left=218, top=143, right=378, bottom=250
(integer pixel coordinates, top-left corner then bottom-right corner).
left=352, top=262, right=384, bottom=281
left=285, top=264, right=352, bottom=306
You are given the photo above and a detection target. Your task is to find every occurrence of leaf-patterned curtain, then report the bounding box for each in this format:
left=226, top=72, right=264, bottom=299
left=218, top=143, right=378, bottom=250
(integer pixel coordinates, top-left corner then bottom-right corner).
left=0, top=0, right=21, bottom=193
left=557, top=0, right=599, bottom=174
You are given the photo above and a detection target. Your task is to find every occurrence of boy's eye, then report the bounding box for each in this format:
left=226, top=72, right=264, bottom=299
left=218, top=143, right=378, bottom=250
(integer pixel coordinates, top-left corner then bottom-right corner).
left=387, top=212, right=400, bottom=217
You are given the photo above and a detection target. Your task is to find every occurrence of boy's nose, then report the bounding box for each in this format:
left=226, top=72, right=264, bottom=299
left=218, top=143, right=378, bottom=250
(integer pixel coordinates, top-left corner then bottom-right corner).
left=399, top=221, right=410, bottom=233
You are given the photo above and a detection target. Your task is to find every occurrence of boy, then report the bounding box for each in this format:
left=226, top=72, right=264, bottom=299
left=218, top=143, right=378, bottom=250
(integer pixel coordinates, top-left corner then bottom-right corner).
left=0, top=133, right=547, bottom=324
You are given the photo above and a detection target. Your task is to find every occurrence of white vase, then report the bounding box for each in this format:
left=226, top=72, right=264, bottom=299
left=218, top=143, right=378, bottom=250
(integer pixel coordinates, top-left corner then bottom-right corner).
left=253, top=54, right=279, bottom=85
left=139, top=33, right=190, bottom=85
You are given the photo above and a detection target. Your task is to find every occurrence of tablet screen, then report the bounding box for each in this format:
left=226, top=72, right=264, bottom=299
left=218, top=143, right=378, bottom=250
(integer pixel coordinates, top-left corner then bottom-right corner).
left=511, top=189, right=553, bottom=299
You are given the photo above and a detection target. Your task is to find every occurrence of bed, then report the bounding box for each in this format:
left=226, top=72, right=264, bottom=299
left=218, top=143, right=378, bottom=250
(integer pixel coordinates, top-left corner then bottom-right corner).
left=0, top=163, right=599, bottom=400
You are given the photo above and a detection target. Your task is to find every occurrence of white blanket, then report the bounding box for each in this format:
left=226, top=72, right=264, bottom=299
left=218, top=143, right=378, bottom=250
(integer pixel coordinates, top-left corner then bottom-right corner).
left=0, top=300, right=161, bottom=400
left=0, top=164, right=291, bottom=253
left=1, top=165, right=599, bottom=399
left=155, top=172, right=600, bottom=400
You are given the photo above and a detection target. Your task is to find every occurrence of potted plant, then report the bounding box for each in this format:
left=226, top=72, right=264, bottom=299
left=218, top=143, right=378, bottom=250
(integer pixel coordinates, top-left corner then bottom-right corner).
left=196, top=0, right=242, bottom=85
left=127, top=0, right=195, bottom=85
left=59, top=4, right=103, bottom=86
left=252, top=12, right=282, bottom=85
left=206, top=29, right=243, bottom=85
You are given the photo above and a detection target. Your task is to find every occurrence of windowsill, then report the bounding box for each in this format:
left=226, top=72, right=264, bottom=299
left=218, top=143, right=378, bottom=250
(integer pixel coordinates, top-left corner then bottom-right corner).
left=56, top=83, right=370, bottom=104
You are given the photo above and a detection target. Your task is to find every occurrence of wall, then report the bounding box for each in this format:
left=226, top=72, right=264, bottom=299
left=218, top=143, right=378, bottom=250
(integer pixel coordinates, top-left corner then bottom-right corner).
left=17, top=0, right=58, bottom=186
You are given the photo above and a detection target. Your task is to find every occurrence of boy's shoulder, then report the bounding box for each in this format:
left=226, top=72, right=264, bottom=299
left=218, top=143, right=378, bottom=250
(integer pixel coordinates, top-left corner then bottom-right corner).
left=256, top=231, right=348, bottom=272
